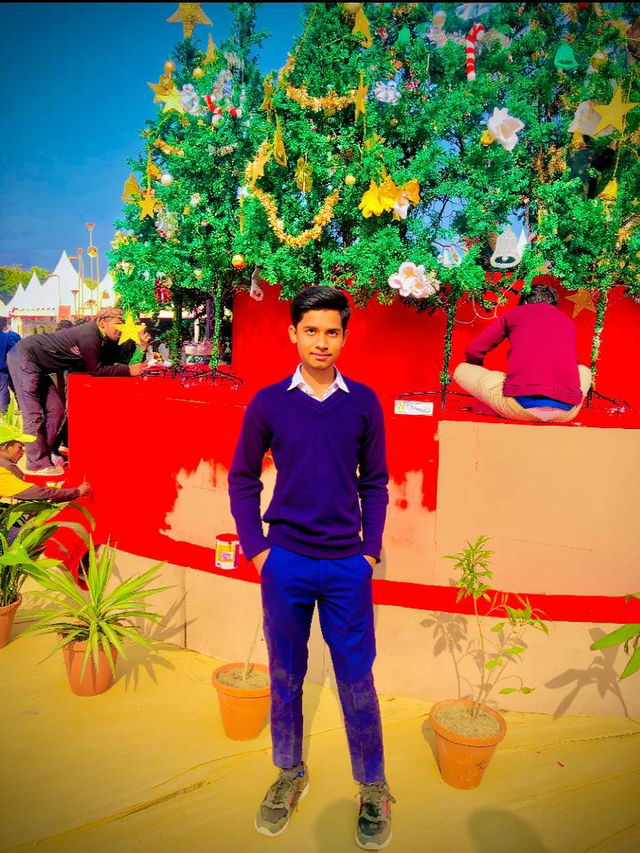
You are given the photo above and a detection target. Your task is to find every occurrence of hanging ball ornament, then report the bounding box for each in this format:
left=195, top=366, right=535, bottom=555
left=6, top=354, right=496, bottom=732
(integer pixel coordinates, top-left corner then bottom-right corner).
left=194, top=268, right=203, bottom=279
left=345, top=174, right=356, bottom=186
left=164, top=60, right=176, bottom=74
left=590, top=49, right=608, bottom=70
left=231, top=253, right=247, bottom=269
left=160, top=173, right=174, bottom=186
left=192, top=66, right=204, bottom=79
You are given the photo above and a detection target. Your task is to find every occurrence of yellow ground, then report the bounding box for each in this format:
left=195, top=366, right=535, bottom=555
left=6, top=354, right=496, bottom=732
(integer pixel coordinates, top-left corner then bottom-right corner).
left=1, top=626, right=639, bottom=853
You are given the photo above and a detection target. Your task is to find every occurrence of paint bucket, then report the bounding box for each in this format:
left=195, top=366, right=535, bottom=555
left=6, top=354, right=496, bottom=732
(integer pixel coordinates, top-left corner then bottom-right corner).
left=215, top=533, right=239, bottom=570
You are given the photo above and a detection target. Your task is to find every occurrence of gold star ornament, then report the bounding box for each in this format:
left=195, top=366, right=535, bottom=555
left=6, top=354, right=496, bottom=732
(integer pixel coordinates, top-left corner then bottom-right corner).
left=592, top=84, right=639, bottom=135
left=116, top=312, right=145, bottom=347
left=566, top=289, right=598, bottom=318
left=166, top=4, right=212, bottom=39
left=137, top=189, right=160, bottom=220
left=157, top=85, right=185, bottom=114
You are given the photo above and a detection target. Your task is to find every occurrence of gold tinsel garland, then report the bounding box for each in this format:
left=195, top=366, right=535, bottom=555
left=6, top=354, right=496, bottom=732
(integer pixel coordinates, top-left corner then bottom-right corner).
left=250, top=185, right=340, bottom=249
left=245, top=131, right=342, bottom=248
left=280, top=54, right=355, bottom=113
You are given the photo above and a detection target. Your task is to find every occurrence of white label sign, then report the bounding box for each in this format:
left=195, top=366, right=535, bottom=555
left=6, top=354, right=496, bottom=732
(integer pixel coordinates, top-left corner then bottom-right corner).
left=394, top=399, right=434, bottom=416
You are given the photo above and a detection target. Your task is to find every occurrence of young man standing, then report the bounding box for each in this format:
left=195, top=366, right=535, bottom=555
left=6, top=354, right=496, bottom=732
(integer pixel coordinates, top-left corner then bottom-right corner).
left=229, top=286, right=393, bottom=850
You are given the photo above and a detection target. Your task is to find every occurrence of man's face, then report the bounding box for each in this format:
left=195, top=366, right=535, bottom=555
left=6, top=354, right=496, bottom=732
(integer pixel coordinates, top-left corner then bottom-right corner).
left=288, top=309, right=347, bottom=374
left=98, top=313, right=124, bottom=342
left=0, top=441, right=24, bottom=463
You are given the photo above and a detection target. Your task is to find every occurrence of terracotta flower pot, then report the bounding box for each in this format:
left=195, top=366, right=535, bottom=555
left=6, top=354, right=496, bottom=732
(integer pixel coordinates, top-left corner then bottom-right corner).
left=212, top=662, right=271, bottom=741
left=62, top=639, right=118, bottom=696
left=429, top=698, right=507, bottom=789
left=0, top=595, right=22, bottom=649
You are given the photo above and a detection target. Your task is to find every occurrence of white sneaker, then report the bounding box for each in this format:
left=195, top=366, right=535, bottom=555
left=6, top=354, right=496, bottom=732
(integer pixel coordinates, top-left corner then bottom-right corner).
left=25, top=465, right=64, bottom=476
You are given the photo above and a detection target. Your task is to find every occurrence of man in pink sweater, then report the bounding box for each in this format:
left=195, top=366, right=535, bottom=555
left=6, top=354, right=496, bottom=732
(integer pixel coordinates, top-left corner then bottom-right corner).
left=453, top=283, right=592, bottom=423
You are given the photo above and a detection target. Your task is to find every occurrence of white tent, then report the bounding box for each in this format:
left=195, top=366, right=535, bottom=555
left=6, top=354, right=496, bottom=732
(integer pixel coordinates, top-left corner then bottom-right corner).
left=98, top=272, right=117, bottom=308
left=11, top=272, right=57, bottom=317
left=4, top=282, right=28, bottom=313
left=48, top=250, right=82, bottom=308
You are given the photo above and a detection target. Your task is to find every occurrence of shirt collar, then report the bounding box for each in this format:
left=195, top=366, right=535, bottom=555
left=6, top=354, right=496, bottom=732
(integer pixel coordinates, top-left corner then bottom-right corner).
left=287, top=364, right=349, bottom=394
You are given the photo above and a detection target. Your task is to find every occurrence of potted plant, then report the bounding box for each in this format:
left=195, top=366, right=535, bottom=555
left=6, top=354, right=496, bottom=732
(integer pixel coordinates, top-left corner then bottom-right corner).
left=23, top=539, right=169, bottom=696
left=0, top=499, right=91, bottom=648
left=212, top=615, right=270, bottom=740
left=590, top=593, right=640, bottom=680
left=428, top=536, right=549, bottom=789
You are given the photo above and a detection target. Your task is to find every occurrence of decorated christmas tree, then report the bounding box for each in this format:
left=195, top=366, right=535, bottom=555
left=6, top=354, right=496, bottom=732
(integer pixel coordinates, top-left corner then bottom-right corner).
left=108, top=2, right=265, bottom=364
left=235, top=1, right=640, bottom=393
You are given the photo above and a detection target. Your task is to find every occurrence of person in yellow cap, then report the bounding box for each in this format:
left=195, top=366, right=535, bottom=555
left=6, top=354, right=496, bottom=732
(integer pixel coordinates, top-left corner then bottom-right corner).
left=0, top=424, right=90, bottom=503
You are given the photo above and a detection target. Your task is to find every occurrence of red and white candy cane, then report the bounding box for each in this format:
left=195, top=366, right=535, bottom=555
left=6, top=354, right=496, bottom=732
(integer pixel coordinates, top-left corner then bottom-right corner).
left=465, top=22, right=486, bottom=81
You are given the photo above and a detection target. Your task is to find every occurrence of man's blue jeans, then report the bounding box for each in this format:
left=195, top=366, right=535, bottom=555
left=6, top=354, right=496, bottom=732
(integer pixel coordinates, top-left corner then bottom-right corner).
left=260, top=544, right=385, bottom=784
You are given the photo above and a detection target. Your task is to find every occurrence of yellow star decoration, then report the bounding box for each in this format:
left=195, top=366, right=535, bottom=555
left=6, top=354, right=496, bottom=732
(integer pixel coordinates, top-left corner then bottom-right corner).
left=166, top=3, right=212, bottom=39
left=566, top=289, right=598, bottom=318
left=157, top=85, right=185, bottom=114
left=592, top=84, right=640, bottom=135
left=137, top=189, right=160, bottom=220
left=354, top=71, right=368, bottom=122
left=115, top=312, right=145, bottom=347
left=147, top=74, right=174, bottom=103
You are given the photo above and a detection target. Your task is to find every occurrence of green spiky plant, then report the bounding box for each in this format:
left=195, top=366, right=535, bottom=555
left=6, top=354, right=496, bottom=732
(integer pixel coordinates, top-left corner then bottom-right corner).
left=24, top=540, right=170, bottom=678
left=0, top=500, right=92, bottom=609
left=445, top=535, right=549, bottom=718
left=590, top=593, right=640, bottom=681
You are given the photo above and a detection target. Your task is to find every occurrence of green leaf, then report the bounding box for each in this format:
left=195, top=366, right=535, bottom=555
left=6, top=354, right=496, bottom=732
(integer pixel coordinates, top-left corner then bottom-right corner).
left=485, top=658, right=501, bottom=669
left=520, top=686, right=535, bottom=694
left=502, top=645, right=525, bottom=655
left=620, top=647, right=640, bottom=680
left=498, top=687, right=517, bottom=694
left=491, top=622, right=505, bottom=633
left=590, top=624, right=640, bottom=650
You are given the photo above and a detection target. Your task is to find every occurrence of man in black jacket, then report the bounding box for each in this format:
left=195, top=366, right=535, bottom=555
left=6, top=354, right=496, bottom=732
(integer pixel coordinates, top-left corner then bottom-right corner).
left=7, top=307, right=147, bottom=475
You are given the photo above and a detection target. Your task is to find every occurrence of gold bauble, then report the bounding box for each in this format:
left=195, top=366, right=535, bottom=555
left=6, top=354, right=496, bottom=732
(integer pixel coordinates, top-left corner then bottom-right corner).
left=164, top=60, right=176, bottom=74
left=343, top=3, right=361, bottom=14
left=192, top=66, right=204, bottom=79
left=590, top=49, right=608, bottom=70
left=345, top=174, right=356, bottom=186
left=232, top=253, right=247, bottom=269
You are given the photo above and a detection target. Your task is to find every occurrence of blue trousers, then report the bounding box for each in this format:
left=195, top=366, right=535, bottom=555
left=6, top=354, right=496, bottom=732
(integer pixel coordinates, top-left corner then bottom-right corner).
left=261, top=545, right=385, bottom=784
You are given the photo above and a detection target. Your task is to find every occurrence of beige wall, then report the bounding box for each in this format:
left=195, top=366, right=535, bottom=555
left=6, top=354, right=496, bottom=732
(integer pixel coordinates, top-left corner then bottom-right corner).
left=435, top=421, right=640, bottom=595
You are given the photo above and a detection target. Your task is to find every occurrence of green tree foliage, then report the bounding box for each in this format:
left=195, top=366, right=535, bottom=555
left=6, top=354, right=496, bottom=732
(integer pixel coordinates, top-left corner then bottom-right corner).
left=0, top=265, right=50, bottom=300
left=237, top=2, right=639, bottom=379
left=108, top=3, right=266, bottom=360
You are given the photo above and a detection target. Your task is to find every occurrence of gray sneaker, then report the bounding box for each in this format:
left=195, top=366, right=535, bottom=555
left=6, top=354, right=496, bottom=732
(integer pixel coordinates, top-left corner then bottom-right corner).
left=356, top=782, right=395, bottom=850
left=255, top=764, right=309, bottom=837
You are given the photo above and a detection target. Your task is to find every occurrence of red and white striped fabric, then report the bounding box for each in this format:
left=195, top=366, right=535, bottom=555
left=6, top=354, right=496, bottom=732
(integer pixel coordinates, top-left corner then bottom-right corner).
left=465, top=23, right=486, bottom=81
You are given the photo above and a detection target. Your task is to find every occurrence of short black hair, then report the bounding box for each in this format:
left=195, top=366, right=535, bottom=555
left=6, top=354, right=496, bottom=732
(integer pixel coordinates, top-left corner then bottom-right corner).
left=56, top=319, right=73, bottom=331
left=0, top=318, right=8, bottom=331
left=290, top=286, right=350, bottom=330
left=519, top=284, right=558, bottom=306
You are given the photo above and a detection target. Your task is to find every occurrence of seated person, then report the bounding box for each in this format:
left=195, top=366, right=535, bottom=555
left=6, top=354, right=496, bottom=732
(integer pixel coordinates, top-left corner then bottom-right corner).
left=0, top=424, right=90, bottom=503
left=453, top=282, right=592, bottom=423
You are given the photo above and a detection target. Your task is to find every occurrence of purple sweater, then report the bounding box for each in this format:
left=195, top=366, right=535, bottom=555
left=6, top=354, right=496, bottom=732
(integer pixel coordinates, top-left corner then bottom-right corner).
left=229, top=376, right=389, bottom=561
left=465, top=303, right=582, bottom=405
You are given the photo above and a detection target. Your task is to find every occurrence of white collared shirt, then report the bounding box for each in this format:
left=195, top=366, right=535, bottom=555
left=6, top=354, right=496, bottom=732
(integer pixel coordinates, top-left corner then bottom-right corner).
left=287, top=364, right=350, bottom=402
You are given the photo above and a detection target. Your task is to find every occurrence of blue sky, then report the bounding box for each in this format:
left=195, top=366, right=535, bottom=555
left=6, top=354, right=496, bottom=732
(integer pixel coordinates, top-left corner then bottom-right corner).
left=0, top=3, right=304, bottom=275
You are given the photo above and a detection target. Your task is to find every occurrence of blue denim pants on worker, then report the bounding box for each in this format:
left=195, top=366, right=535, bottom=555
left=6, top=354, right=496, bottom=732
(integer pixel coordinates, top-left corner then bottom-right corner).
left=260, top=544, right=385, bottom=785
